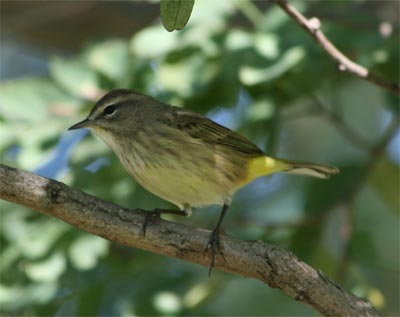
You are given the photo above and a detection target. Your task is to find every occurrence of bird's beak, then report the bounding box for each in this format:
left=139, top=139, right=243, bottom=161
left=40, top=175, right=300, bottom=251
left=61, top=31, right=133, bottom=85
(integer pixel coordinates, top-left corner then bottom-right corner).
left=68, top=118, right=93, bottom=130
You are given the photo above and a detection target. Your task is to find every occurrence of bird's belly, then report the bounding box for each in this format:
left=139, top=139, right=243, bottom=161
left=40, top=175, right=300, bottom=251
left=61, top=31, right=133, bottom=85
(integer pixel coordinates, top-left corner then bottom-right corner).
left=132, top=164, right=228, bottom=209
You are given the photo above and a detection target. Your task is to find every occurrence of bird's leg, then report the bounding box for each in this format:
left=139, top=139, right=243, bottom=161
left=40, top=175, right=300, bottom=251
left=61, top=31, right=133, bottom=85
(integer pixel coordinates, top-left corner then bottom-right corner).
left=142, top=207, right=191, bottom=236
left=204, top=204, right=229, bottom=276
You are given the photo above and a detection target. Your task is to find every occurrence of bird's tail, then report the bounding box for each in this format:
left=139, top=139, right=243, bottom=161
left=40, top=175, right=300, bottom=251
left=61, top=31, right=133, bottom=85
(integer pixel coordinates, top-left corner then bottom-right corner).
left=279, top=158, right=339, bottom=179
left=246, top=155, right=339, bottom=182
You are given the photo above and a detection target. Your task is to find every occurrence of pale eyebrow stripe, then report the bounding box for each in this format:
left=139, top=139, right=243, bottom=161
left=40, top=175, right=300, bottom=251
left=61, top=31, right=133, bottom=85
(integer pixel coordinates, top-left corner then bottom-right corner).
left=97, top=94, right=134, bottom=112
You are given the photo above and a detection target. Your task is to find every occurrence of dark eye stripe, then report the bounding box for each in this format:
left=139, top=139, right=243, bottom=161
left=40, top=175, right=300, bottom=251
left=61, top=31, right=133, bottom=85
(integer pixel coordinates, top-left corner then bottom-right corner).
left=104, top=104, right=116, bottom=115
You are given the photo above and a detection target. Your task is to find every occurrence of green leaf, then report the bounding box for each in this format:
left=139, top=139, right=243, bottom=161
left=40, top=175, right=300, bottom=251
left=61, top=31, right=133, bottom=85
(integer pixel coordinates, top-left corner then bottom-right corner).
left=49, top=56, right=100, bottom=98
left=246, top=99, right=275, bottom=122
left=25, top=253, right=66, bottom=282
left=160, top=0, right=195, bottom=32
left=225, top=29, right=252, bottom=51
left=239, top=46, right=305, bottom=85
left=188, top=0, right=233, bottom=27
left=131, top=25, right=179, bottom=58
left=1, top=212, right=69, bottom=260
left=87, top=40, right=130, bottom=81
left=69, top=235, right=108, bottom=270
left=156, top=55, right=217, bottom=97
left=0, top=283, right=58, bottom=310
left=254, top=33, right=279, bottom=59
left=0, top=78, right=73, bottom=123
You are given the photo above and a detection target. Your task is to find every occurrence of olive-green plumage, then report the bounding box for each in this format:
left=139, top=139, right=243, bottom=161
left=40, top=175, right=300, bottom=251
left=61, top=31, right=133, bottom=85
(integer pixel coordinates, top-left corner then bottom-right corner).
left=69, top=89, right=339, bottom=273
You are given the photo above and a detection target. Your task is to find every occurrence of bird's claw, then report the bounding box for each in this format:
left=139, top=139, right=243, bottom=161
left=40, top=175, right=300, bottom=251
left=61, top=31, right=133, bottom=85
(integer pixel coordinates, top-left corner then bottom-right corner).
left=203, top=229, right=225, bottom=276
left=142, top=210, right=162, bottom=237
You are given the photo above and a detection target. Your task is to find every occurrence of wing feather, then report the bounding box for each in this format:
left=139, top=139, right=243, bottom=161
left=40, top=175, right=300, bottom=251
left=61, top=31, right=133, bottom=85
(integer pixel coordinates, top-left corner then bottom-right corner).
left=157, top=108, right=264, bottom=155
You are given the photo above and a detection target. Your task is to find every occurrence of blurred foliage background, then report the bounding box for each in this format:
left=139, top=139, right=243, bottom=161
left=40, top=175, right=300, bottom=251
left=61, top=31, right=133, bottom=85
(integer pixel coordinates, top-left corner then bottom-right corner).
left=0, top=0, right=399, bottom=316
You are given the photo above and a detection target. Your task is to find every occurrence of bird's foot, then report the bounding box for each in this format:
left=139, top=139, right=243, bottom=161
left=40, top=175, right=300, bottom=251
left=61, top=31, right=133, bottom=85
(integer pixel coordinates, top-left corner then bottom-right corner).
left=142, top=209, right=162, bottom=237
left=204, top=228, right=226, bottom=276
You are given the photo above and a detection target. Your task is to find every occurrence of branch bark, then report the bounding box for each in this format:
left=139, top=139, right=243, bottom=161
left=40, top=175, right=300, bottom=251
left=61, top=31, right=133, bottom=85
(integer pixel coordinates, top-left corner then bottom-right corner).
left=0, top=164, right=379, bottom=317
left=275, top=0, right=400, bottom=96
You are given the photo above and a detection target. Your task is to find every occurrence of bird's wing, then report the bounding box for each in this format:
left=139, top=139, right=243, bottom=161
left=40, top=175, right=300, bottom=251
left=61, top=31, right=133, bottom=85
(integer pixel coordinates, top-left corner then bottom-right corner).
left=158, top=108, right=264, bottom=155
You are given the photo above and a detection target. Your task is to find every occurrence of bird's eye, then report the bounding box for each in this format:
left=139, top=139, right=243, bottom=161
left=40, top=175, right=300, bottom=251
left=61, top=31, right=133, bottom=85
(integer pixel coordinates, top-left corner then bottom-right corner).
left=103, top=104, right=116, bottom=116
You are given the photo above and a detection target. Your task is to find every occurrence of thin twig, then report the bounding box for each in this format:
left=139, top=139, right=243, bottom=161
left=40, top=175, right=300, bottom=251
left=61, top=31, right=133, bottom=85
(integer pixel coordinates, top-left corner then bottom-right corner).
left=0, top=164, right=379, bottom=317
left=309, top=95, right=373, bottom=151
left=275, top=0, right=400, bottom=96
left=369, top=114, right=400, bottom=157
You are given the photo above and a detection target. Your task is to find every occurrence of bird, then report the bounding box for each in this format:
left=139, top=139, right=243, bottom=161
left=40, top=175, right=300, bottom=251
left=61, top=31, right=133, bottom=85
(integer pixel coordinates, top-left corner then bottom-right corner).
left=68, top=89, right=339, bottom=274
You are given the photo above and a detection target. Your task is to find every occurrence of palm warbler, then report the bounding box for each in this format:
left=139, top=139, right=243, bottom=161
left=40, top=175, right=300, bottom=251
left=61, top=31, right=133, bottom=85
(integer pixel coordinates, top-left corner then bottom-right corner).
left=69, top=89, right=339, bottom=273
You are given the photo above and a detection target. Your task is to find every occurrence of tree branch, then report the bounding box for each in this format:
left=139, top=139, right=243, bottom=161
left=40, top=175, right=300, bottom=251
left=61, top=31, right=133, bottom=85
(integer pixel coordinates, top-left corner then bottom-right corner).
left=0, top=164, right=379, bottom=317
left=275, top=0, right=400, bottom=96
